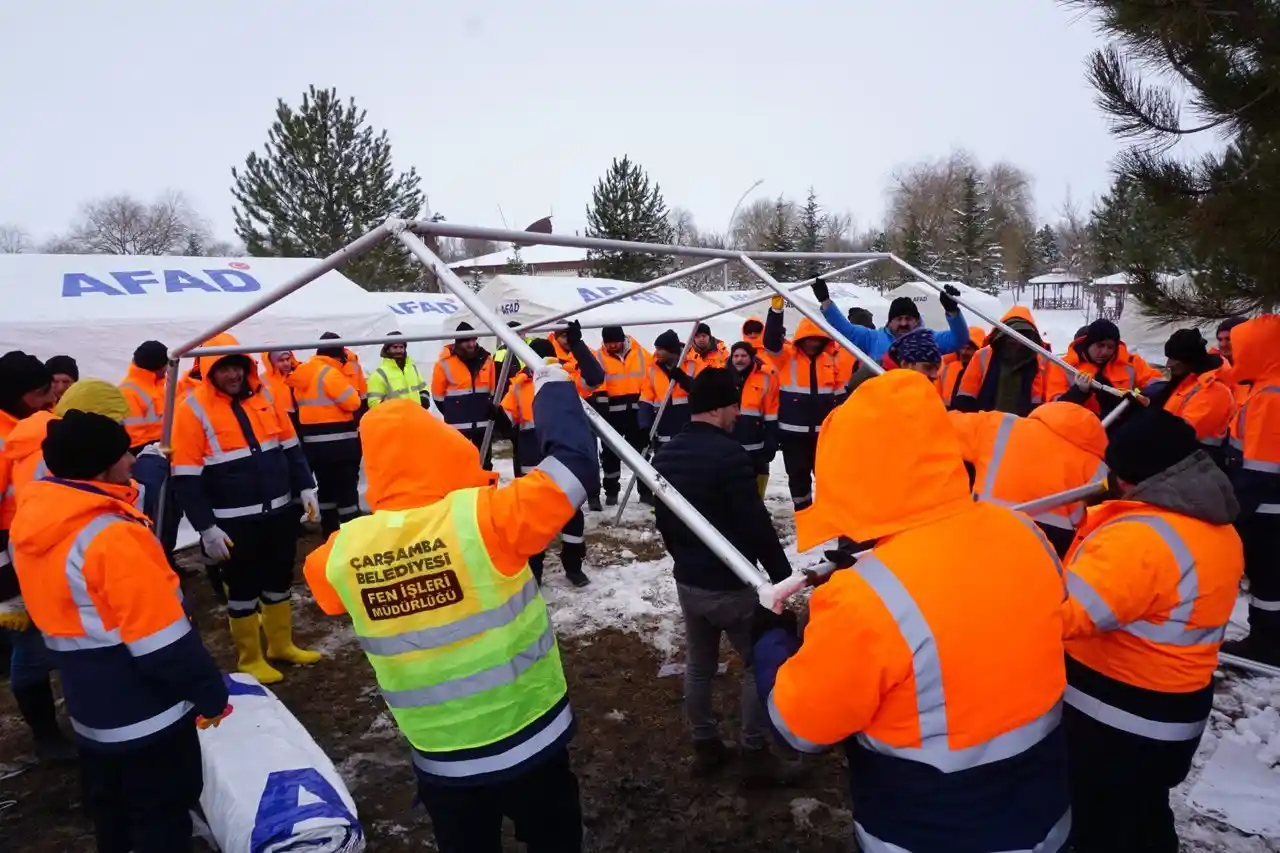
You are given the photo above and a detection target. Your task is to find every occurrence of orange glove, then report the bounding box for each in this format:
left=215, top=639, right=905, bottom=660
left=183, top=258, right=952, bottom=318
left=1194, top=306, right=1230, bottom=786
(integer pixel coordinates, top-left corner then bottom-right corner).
left=196, top=704, right=234, bottom=729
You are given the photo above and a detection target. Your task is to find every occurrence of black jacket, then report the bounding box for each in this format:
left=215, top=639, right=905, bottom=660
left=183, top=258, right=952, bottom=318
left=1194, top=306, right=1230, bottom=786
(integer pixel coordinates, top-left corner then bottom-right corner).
left=652, top=421, right=791, bottom=590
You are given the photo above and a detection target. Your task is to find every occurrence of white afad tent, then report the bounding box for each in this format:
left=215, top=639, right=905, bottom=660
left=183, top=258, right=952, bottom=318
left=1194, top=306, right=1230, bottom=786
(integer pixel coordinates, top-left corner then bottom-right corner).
left=702, top=282, right=893, bottom=334
left=0, top=254, right=395, bottom=382
left=447, top=274, right=748, bottom=352
left=380, top=291, right=460, bottom=376
left=883, top=281, right=1001, bottom=333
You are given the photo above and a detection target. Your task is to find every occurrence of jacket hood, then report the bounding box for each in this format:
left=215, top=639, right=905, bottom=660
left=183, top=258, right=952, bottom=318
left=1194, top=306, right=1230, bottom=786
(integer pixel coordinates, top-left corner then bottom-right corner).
left=123, top=363, right=162, bottom=387
left=1027, top=402, right=1107, bottom=461
left=742, top=316, right=764, bottom=337
left=197, top=333, right=259, bottom=390
left=360, top=399, right=496, bottom=511
left=1126, top=451, right=1238, bottom=525
left=2, top=411, right=55, bottom=470
left=796, top=370, right=973, bottom=548
left=259, top=351, right=297, bottom=381
left=793, top=317, right=832, bottom=346
left=1229, top=315, right=1280, bottom=382
left=10, top=478, right=145, bottom=557
left=986, top=306, right=1042, bottom=348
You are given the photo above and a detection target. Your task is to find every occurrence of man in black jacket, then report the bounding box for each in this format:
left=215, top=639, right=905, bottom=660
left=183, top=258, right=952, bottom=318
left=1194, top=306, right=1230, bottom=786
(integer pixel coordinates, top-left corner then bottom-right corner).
left=653, top=368, right=796, bottom=781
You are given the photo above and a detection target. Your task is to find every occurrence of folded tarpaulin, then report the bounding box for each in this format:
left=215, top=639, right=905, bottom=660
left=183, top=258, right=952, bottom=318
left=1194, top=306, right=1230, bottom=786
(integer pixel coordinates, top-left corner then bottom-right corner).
left=198, top=674, right=364, bottom=853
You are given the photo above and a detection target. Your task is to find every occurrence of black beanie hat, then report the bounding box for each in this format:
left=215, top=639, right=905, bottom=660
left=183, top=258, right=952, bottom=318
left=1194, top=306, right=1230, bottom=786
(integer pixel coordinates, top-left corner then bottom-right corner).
left=695, top=323, right=712, bottom=337
left=133, top=340, right=169, bottom=372
left=1217, top=316, right=1248, bottom=336
left=689, top=367, right=741, bottom=415
left=730, top=341, right=756, bottom=361
left=1164, top=329, right=1208, bottom=367
left=380, top=330, right=405, bottom=358
left=1073, top=325, right=1089, bottom=340
left=847, top=307, right=876, bottom=330
left=528, top=338, right=557, bottom=360
left=1106, top=408, right=1201, bottom=486
left=741, top=318, right=763, bottom=336
left=601, top=326, right=625, bottom=344
left=1082, top=319, right=1121, bottom=347
left=0, top=351, right=53, bottom=414
left=654, top=330, right=681, bottom=353
left=45, top=355, right=79, bottom=381
left=888, top=297, right=921, bottom=322
left=317, top=331, right=347, bottom=363
left=43, top=410, right=131, bottom=480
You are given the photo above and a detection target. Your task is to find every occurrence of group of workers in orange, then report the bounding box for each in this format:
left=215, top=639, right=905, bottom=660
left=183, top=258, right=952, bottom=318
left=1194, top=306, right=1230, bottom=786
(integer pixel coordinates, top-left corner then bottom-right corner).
left=1, top=273, right=1278, bottom=852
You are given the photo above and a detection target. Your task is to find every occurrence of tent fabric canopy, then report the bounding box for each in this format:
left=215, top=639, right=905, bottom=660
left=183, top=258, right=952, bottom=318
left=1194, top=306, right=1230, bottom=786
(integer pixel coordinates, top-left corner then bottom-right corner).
left=0, top=254, right=394, bottom=383
left=882, top=280, right=1002, bottom=333
left=380, top=291, right=461, bottom=374
left=701, top=282, right=893, bottom=336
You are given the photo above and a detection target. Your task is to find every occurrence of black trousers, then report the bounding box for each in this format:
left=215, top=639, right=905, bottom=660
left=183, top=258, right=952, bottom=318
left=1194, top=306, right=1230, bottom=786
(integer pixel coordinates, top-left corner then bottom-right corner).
left=1064, top=704, right=1195, bottom=853
left=310, top=456, right=362, bottom=536
left=219, top=510, right=299, bottom=617
left=781, top=434, right=819, bottom=510
left=600, top=415, right=646, bottom=497
left=1239, top=514, right=1280, bottom=650
left=80, top=723, right=203, bottom=853
left=459, top=426, right=494, bottom=471
left=529, top=510, right=586, bottom=582
left=417, top=748, right=583, bottom=853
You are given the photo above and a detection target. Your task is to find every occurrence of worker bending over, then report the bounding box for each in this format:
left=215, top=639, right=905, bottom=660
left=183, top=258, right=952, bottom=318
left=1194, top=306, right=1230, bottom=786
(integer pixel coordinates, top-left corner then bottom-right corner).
left=950, top=402, right=1108, bottom=556
left=500, top=337, right=602, bottom=587
left=755, top=370, right=1071, bottom=853
left=12, top=411, right=230, bottom=853
left=171, top=333, right=322, bottom=684
left=1061, top=409, right=1242, bottom=851
left=952, top=307, right=1051, bottom=415
left=290, top=333, right=363, bottom=535
left=304, top=355, right=599, bottom=853
left=1151, top=329, right=1235, bottom=466
left=594, top=326, right=651, bottom=507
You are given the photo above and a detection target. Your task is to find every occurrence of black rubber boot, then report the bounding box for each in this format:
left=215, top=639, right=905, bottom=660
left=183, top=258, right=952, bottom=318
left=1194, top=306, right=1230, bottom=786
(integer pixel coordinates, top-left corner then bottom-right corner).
left=587, top=494, right=603, bottom=512
left=13, top=681, right=76, bottom=764
left=529, top=553, right=545, bottom=585
left=562, top=544, right=590, bottom=588
left=320, top=508, right=341, bottom=537
left=605, top=492, right=618, bottom=507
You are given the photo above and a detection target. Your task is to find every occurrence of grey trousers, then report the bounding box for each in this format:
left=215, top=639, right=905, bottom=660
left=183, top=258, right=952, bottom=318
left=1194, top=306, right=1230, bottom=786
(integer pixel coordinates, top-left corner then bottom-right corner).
left=676, top=582, right=768, bottom=750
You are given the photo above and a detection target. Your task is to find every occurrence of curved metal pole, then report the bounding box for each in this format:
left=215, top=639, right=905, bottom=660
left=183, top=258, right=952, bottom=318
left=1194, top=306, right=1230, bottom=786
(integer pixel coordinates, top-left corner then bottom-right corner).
left=396, top=227, right=771, bottom=592
left=479, top=349, right=517, bottom=463
left=884, top=255, right=1135, bottom=401
left=612, top=321, right=701, bottom=524
left=151, top=358, right=182, bottom=544
left=698, top=259, right=880, bottom=323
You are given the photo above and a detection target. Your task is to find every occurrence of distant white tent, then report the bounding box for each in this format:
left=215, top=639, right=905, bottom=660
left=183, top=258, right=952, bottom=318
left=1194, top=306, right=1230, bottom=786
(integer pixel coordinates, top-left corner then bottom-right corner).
left=380, top=291, right=461, bottom=375
left=701, top=282, right=893, bottom=336
left=0, top=255, right=395, bottom=383
left=446, top=274, right=748, bottom=352
left=883, top=281, right=1002, bottom=332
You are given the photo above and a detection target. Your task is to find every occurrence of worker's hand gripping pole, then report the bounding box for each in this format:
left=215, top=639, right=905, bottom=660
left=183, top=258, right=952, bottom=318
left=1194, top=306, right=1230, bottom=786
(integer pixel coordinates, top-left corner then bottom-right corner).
left=612, top=320, right=700, bottom=524
left=396, top=228, right=772, bottom=593
left=737, top=255, right=884, bottom=376
left=884, top=255, right=1140, bottom=403
left=479, top=350, right=517, bottom=463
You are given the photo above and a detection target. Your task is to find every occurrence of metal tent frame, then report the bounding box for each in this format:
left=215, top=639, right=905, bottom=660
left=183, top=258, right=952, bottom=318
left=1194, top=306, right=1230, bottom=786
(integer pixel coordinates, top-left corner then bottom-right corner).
left=154, top=217, right=1134, bottom=614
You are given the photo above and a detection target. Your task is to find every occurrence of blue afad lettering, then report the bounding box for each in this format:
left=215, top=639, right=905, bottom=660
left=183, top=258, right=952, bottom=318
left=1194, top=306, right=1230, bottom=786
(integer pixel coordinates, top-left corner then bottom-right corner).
left=61, top=268, right=262, bottom=297
left=251, top=768, right=362, bottom=851
left=391, top=300, right=458, bottom=316
left=577, top=286, right=673, bottom=306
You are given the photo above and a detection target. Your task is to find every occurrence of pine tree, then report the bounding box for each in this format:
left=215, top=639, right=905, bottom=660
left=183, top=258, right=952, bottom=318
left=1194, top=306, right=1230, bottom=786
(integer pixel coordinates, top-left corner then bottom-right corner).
left=503, top=246, right=528, bottom=275
left=762, top=197, right=798, bottom=281
left=1036, top=224, right=1062, bottom=271
left=899, top=213, right=927, bottom=283
left=1064, top=0, right=1280, bottom=318
left=231, top=86, right=426, bottom=291
left=795, top=188, right=826, bottom=280
left=184, top=232, right=204, bottom=257
left=583, top=156, right=674, bottom=282
left=944, top=170, right=1001, bottom=293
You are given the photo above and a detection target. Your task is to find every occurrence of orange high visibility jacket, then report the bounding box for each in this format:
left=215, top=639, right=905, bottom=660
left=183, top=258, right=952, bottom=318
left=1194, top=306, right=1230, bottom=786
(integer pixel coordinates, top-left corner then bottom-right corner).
left=954, top=310, right=1051, bottom=415
left=936, top=326, right=985, bottom=407
left=176, top=367, right=201, bottom=406
left=259, top=352, right=298, bottom=416
left=431, top=346, right=495, bottom=433
left=734, top=359, right=779, bottom=455
left=11, top=476, right=227, bottom=750
left=638, top=352, right=699, bottom=443
left=342, top=349, right=368, bottom=401
left=2, top=411, right=57, bottom=500
left=289, top=355, right=361, bottom=444
left=690, top=339, right=729, bottom=371
left=1163, top=364, right=1235, bottom=450
left=594, top=338, right=650, bottom=415
left=170, top=333, right=314, bottom=533
left=1046, top=339, right=1162, bottom=414
left=1226, top=315, right=1280, bottom=530
left=949, top=403, right=1108, bottom=555
left=0, top=411, right=23, bottom=602
left=119, top=365, right=166, bottom=448
left=768, top=370, right=1070, bottom=853
left=1062, top=458, right=1243, bottom=742
left=763, top=312, right=847, bottom=435
left=547, top=332, right=601, bottom=401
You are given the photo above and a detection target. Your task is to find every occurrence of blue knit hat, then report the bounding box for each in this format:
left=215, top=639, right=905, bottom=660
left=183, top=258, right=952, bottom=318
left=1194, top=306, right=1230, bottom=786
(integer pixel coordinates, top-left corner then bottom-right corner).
left=889, top=328, right=940, bottom=366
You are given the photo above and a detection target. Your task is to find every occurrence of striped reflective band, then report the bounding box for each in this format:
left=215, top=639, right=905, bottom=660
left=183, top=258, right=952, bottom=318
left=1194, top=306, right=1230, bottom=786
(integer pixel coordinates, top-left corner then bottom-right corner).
left=64, top=514, right=127, bottom=648
left=742, top=442, right=766, bottom=451
left=301, top=431, right=359, bottom=444
left=561, top=533, right=584, bottom=545
left=1250, top=595, right=1280, bottom=611
left=447, top=420, right=493, bottom=431
left=740, top=406, right=763, bottom=417
left=184, top=398, right=281, bottom=465
left=779, top=423, right=817, bottom=433
left=978, top=414, right=1018, bottom=501
left=120, top=382, right=160, bottom=425
left=382, top=622, right=557, bottom=708
left=71, top=701, right=194, bottom=745
left=1008, top=511, right=1065, bottom=578
left=518, top=421, right=537, bottom=431
left=607, top=404, right=631, bottom=412
left=1068, top=515, right=1225, bottom=645
left=411, top=703, right=574, bottom=779
left=212, top=492, right=293, bottom=519
left=295, top=367, right=356, bottom=407
left=1231, top=385, right=1280, bottom=457
left=536, top=456, right=588, bottom=508
left=856, top=809, right=1071, bottom=853
left=1064, top=685, right=1205, bottom=742
left=767, top=693, right=828, bottom=753
left=852, top=554, right=1060, bottom=771
left=358, top=577, right=540, bottom=656
left=1244, top=459, right=1280, bottom=473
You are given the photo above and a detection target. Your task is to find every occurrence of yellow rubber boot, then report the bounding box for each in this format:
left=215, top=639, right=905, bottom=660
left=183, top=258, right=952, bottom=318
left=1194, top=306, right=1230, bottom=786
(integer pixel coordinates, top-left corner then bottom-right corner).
left=228, top=614, right=283, bottom=685
left=261, top=601, right=322, bottom=666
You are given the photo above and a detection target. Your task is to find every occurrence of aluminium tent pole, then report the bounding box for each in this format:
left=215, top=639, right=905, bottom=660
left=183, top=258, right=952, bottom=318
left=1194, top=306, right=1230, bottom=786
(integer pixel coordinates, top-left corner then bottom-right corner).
left=152, top=358, right=183, bottom=547
left=186, top=328, right=502, bottom=358
left=1219, top=652, right=1280, bottom=679
left=396, top=227, right=771, bottom=593
left=479, top=351, right=517, bottom=464
left=884, top=255, right=1134, bottom=402
left=612, top=320, right=701, bottom=524
left=695, top=260, right=881, bottom=324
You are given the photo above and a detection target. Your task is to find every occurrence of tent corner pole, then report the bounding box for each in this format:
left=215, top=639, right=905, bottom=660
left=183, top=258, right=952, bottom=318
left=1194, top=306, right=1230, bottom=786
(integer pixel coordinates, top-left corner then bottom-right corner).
left=152, top=358, right=183, bottom=545
left=479, top=351, right=517, bottom=464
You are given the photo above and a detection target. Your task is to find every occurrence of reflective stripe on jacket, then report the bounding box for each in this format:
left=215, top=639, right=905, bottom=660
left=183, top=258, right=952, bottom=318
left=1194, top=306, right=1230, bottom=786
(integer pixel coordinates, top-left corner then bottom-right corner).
left=638, top=355, right=696, bottom=443
left=764, top=312, right=846, bottom=435
left=1164, top=369, right=1235, bottom=449
left=369, top=357, right=427, bottom=408
left=343, top=350, right=368, bottom=400
left=119, top=365, right=166, bottom=448
left=290, top=356, right=361, bottom=449
left=595, top=338, right=649, bottom=414
left=431, top=349, right=495, bottom=432
left=733, top=360, right=779, bottom=454
left=1045, top=340, right=1162, bottom=414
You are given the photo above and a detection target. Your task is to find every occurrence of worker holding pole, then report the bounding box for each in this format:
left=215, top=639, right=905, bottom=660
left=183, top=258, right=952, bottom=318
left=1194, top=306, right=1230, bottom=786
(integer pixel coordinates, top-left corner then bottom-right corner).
left=593, top=326, right=652, bottom=507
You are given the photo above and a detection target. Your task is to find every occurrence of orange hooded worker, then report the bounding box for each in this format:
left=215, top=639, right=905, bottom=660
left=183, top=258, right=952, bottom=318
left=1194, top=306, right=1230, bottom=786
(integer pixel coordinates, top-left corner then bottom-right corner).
left=303, top=352, right=599, bottom=853
left=1222, top=314, right=1280, bottom=666
left=752, top=370, right=1070, bottom=853
left=950, top=402, right=1108, bottom=556
left=936, top=325, right=984, bottom=407
left=1060, top=408, right=1242, bottom=850
left=952, top=307, right=1051, bottom=415
left=260, top=349, right=299, bottom=424
left=1046, top=319, right=1162, bottom=421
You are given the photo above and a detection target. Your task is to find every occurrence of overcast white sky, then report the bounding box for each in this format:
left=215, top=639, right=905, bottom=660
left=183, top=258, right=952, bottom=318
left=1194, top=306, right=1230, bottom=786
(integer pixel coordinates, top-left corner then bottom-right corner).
left=0, top=1, right=1120, bottom=246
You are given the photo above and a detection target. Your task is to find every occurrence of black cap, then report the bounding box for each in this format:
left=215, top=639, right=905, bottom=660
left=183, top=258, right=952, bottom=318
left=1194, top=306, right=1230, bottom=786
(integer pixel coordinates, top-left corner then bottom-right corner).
left=1082, top=319, right=1121, bottom=346
left=654, top=330, right=681, bottom=353
left=888, top=297, right=921, bottom=322
left=1106, top=408, right=1201, bottom=486
left=1217, top=316, right=1248, bottom=336
left=43, top=410, right=131, bottom=480
left=741, top=318, right=763, bottom=336
left=689, top=367, right=740, bottom=415
left=1164, top=329, right=1208, bottom=367
left=602, top=326, right=625, bottom=344
left=528, top=338, right=557, bottom=360
left=45, top=355, right=79, bottom=381
left=695, top=323, right=711, bottom=337
left=0, top=351, right=52, bottom=414
left=133, top=340, right=169, bottom=372
left=316, top=331, right=346, bottom=362
left=380, top=331, right=406, bottom=358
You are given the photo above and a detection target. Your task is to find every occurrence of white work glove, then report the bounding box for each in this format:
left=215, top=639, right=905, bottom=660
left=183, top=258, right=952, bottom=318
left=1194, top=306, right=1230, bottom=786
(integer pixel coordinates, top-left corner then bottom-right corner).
left=533, top=359, right=572, bottom=394
left=1073, top=372, right=1094, bottom=393
left=201, top=526, right=234, bottom=563
left=299, top=488, right=321, bottom=524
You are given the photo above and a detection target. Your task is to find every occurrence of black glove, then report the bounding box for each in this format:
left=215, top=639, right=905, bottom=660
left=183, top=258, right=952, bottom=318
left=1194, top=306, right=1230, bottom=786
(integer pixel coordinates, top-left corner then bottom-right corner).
left=419, top=393, right=431, bottom=410
left=811, top=275, right=830, bottom=304
left=939, top=284, right=961, bottom=314
left=804, top=547, right=859, bottom=587
left=749, top=605, right=800, bottom=647
left=564, top=319, right=583, bottom=347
